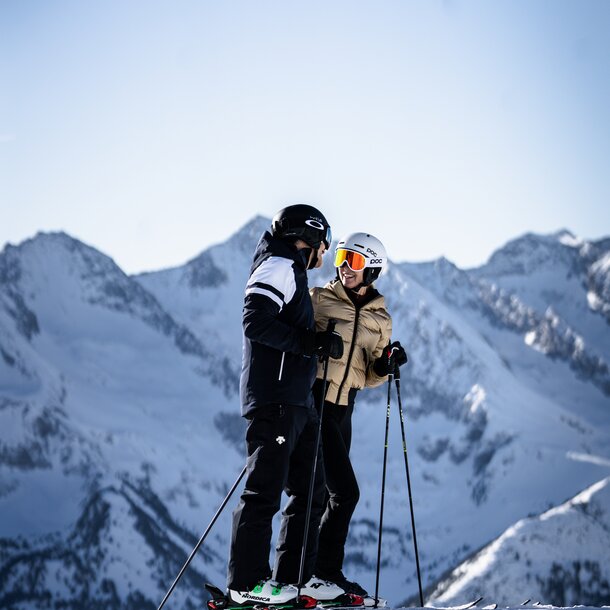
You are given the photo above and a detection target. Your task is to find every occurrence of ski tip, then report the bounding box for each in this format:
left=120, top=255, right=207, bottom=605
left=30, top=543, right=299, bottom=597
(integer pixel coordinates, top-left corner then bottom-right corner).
left=426, top=597, right=483, bottom=610
left=463, top=597, right=484, bottom=610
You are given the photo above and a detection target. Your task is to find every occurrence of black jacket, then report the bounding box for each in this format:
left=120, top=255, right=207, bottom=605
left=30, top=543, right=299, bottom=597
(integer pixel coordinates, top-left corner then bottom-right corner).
left=240, top=231, right=318, bottom=416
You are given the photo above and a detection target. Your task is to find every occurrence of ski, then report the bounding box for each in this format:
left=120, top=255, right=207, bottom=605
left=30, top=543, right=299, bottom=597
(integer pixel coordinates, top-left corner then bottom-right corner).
left=313, top=593, right=383, bottom=609
left=448, top=597, right=484, bottom=610
left=482, top=605, right=497, bottom=610
left=205, top=584, right=373, bottom=610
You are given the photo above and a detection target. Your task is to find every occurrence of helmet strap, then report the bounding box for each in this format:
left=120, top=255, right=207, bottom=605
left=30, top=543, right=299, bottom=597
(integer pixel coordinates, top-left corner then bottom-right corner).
left=307, top=247, right=319, bottom=270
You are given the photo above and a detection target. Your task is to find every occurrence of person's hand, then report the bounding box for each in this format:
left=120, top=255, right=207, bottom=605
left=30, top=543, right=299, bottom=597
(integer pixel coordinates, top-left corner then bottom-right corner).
left=373, top=341, right=408, bottom=376
left=315, top=328, right=344, bottom=360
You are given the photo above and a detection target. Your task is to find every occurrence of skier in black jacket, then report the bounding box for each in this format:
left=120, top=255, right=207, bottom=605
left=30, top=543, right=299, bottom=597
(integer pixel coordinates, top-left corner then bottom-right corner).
left=227, top=205, right=345, bottom=606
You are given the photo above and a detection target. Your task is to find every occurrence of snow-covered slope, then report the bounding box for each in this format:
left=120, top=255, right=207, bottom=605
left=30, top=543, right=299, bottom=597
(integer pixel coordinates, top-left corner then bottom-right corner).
left=1, top=223, right=609, bottom=609
left=0, top=232, right=242, bottom=608
left=428, top=476, right=610, bottom=607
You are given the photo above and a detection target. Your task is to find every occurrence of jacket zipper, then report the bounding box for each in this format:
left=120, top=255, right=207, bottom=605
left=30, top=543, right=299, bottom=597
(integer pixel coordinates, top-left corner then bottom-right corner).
left=278, top=351, right=286, bottom=381
left=335, top=307, right=360, bottom=404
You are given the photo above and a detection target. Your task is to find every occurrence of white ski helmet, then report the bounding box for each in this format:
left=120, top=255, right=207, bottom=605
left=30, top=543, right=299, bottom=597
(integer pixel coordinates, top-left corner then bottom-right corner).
left=334, top=232, right=387, bottom=286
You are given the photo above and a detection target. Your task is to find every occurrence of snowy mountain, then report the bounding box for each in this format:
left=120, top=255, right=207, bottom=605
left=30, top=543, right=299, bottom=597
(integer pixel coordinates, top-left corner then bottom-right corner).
left=0, top=232, right=240, bottom=609
left=428, top=476, right=610, bottom=607
left=1, top=221, right=609, bottom=609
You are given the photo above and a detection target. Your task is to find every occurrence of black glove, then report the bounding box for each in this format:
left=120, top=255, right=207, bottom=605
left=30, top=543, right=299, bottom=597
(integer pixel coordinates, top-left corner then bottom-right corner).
left=303, top=327, right=344, bottom=360
left=373, top=341, right=408, bottom=376
left=314, top=328, right=344, bottom=360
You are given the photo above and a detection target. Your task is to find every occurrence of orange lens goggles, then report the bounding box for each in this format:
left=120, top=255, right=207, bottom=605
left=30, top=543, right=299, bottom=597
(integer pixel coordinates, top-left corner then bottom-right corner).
left=334, top=248, right=366, bottom=271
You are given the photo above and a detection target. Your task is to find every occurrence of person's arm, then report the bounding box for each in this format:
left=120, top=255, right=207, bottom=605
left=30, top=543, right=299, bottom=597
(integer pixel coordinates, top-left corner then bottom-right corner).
left=365, top=316, right=393, bottom=387
left=309, top=287, right=328, bottom=331
left=243, top=257, right=310, bottom=354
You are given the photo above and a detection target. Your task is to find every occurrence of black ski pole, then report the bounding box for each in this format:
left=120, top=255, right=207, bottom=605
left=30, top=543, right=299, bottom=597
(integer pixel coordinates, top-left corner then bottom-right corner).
left=374, top=347, right=394, bottom=608
left=395, top=365, right=424, bottom=607
left=297, top=319, right=336, bottom=595
left=157, top=464, right=247, bottom=610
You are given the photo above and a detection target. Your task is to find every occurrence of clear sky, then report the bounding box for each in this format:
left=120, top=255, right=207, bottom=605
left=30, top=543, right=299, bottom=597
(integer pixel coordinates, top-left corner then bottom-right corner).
left=1, top=0, right=609, bottom=273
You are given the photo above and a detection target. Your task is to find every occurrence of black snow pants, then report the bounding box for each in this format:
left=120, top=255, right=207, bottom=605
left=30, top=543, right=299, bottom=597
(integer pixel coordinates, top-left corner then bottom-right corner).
left=227, top=404, right=326, bottom=590
left=314, top=387, right=359, bottom=579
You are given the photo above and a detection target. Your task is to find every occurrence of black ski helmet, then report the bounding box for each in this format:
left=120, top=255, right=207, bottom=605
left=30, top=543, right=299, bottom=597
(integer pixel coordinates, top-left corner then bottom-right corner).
left=272, top=204, right=332, bottom=250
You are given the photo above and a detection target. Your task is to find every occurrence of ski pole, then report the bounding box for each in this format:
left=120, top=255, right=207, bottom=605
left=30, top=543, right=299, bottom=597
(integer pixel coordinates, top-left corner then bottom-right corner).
left=157, top=464, right=247, bottom=610
left=394, top=365, right=424, bottom=607
left=297, top=319, right=336, bottom=595
left=374, top=346, right=394, bottom=608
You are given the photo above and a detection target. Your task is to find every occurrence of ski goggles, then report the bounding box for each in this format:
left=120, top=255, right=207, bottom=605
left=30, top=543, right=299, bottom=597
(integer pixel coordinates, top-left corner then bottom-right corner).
left=323, top=226, right=332, bottom=250
left=334, top=248, right=367, bottom=271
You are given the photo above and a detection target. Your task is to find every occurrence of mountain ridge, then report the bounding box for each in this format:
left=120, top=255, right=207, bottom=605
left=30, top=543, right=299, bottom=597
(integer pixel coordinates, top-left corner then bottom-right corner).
left=1, top=221, right=609, bottom=608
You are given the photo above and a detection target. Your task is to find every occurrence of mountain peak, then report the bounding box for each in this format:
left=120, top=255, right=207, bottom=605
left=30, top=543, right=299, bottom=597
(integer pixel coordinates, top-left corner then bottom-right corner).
left=5, top=230, right=120, bottom=273
left=477, top=229, right=584, bottom=277
left=2, top=230, right=74, bottom=259
left=229, top=215, right=272, bottom=243
left=553, top=229, right=582, bottom=248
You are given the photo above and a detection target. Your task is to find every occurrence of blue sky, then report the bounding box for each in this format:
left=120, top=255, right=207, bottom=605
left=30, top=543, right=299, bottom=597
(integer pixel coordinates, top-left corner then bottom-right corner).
left=1, top=0, right=609, bottom=273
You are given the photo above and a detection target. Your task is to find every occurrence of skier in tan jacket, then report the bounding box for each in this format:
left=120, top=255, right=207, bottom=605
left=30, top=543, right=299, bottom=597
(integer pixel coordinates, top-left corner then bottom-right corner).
left=310, top=232, right=407, bottom=601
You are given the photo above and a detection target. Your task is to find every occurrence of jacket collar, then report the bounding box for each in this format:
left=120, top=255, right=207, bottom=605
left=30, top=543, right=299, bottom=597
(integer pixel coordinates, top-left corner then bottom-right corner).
left=327, top=278, right=384, bottom=310
left=252, top=231, right=309, bottom=271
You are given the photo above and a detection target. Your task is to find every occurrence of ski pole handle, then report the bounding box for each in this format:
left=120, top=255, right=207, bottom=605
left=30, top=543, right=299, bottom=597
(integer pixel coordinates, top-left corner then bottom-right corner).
left=386, top=342, right=397, bottom=378
left=385, top=340, right=407, bottom=379
left=390, top=342, right=401, bottom=380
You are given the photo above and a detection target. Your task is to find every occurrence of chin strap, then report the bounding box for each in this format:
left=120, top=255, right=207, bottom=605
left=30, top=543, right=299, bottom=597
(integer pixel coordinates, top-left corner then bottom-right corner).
left=302, top=246, right=318, bottom=270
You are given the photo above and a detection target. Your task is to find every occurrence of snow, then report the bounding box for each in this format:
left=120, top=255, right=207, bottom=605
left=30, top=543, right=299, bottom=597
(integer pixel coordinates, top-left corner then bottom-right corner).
left=428, top=477, right=610, bottom=607
left=566, top=452, right=610, bottom=468
left=464, top=384, right=487, bottom=415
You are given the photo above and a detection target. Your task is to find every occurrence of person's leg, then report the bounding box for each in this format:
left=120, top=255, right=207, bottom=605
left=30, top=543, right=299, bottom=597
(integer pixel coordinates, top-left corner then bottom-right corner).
left=273, top=406, right=326, bottom=585
left=315, top=402, right=359, bottom=580
left=340, top=401, right=354, bottom=454
left=228, top=405, right=303, bottom=590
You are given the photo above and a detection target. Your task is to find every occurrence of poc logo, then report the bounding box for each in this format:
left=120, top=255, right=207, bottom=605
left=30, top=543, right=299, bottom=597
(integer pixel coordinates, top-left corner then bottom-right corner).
left=367, top=247, right=378, bottom=257
left=370, top=258, right=383, bottom=265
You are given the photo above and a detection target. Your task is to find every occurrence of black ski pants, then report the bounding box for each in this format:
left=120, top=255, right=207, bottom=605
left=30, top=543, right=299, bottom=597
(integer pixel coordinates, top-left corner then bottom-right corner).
left=227, top=404, right=326, bottom=590
left=315, top=396, right=359, bottom=580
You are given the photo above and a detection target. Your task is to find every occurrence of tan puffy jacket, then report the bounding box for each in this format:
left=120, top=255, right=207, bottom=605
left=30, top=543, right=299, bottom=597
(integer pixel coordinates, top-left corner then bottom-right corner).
left=310, top=279, right=392, bottom=406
